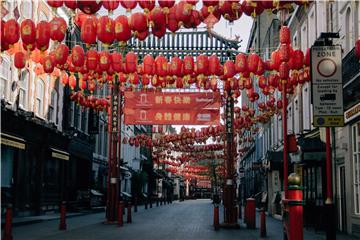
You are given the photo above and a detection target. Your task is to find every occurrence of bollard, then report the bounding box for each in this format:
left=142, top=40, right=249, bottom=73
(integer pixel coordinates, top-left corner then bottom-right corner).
left=150, top=198, right=153, bottom=208
left=213, top=204, right=220, bottom=231
left=3, top=204, right=13, bottom=240
left=260, top=208, right=266, bottom=238
left=145, top=199, right=148, bottom=210
left=156, top=198, right=159, bottom=207
left=246, top=198, right=256, bottom=229
left=117, top=201, right=124, bottom=226
left=160, top=198, right=163, bottom=205
left=134, top=198, right=138, bottom=212
left=127, top=204, right=132, bottom=223
left=59, top=201, right=67, bottom=230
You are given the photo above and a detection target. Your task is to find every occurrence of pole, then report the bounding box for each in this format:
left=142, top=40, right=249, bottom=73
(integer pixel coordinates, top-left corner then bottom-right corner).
left=59, top=201, right=66, bottom=230
left=3, top=204, right=13, bottom=240
left=282, top=86, right=288, bottom=198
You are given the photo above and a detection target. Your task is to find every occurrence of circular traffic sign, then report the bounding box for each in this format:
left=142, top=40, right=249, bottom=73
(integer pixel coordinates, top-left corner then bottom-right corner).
left=317, top=58, right=337, bottom=78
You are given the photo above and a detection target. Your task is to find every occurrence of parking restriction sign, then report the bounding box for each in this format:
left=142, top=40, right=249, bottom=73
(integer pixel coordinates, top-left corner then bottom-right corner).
left=311, top=45, right=344, bottom=127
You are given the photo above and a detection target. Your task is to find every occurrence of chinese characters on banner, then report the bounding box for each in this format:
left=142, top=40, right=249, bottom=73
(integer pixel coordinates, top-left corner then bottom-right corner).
left=123, top=92, right=220, bottom=125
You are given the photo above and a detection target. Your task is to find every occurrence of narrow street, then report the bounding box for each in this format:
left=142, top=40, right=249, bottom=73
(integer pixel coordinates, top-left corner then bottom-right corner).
left=12, top=200, right=351, bottom=240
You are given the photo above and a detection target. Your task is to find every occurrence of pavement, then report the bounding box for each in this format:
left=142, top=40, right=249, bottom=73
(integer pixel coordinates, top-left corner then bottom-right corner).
left=9, top=199, right=356, bottom=240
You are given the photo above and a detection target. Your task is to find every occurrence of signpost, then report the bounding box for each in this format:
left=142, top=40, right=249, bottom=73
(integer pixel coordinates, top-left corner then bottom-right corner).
left=311, top=45, right=344, bottom=127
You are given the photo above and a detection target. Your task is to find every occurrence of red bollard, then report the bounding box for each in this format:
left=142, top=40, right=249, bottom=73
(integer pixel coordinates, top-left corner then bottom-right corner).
left=117, top=201, right=124, bottom=226
left=246, top=198, right=256, bottom=229
left=3, top=204, right=13, bottom=240
left=59, top=201, right=66, bottom=230
left=260, top=209, right=266, bottom=238
left=213, top=205, right=220, bottom=231
left=127, top=204, right=132, bottom=223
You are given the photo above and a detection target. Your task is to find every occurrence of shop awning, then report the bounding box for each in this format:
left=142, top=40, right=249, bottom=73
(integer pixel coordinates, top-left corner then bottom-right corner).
left=1, top=133, right=25, bottom=150
left=51, top=148, right=69, bottom=161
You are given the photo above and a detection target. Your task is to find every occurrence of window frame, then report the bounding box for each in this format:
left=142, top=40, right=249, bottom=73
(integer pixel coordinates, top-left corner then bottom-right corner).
left=18, top=69, right=30, bottom=110
left=352, top=123, right=360, bottom=215
left=35, top=79, right=45, bottom=117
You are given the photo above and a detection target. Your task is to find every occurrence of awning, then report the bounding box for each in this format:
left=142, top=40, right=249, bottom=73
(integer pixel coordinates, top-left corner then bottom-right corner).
left=51, top=148, right=69, bottom=161
left=91, top=189, right=103, bottom=196
left=1, top=133, right=25, bottom=150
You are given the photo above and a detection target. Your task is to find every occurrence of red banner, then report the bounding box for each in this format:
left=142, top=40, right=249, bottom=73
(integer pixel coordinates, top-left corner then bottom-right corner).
left=124, top=91, right=220, bottom=125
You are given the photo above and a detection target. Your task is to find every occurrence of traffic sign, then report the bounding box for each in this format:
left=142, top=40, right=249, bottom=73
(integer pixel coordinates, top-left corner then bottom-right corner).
left=311, top=45, right=344, bottom=127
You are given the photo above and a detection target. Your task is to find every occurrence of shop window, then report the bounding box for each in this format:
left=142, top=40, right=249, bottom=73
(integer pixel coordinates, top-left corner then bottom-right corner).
left=35, top=79, right=45, bottom=117
left=352, top=123, right=360, bottom=215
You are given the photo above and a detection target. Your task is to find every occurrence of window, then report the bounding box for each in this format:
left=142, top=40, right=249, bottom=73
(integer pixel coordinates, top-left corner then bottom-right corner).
left=18, top=70, right=29, bottom=109
left=48, top=90, right=58, bottom=123
left=35, top=79, right=44, bottom=117
left=302, top=84, right=311, bottom=131
left=352, top=123, right=360, bottom=215
left=0, top=56, right=10, bottom=99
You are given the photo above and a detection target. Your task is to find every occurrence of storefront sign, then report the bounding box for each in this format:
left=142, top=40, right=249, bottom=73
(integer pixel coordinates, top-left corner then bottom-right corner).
left=111, top=92, right=120, bottom=133
left=311, top=45, right=344, bottom=127
left=124, top=92, right=220, bottom=125
left=51, top=148, right=69, bottom=160
left=0, top=133, right=25, bottom=150
left=344, top=102, right=360, bottom=124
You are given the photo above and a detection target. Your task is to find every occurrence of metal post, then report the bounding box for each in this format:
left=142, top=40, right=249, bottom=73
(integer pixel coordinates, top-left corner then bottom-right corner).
left=282, top=86, right=288, bottom=198
left=3, top=204, right=13, bottom=240
left=59, top=201, right=66, bottom=230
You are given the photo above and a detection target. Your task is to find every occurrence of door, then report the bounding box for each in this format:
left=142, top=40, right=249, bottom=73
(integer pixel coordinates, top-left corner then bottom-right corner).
left=337, top=165, right=347, bottom=231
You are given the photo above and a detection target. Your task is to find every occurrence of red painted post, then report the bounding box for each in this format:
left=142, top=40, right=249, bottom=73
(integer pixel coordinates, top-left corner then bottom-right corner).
left=59, top=201, right=66, bottom=230
left=3, top=204, right=13, bottom=240
left=260, top=209, right=266, bottom=238
left=246, top=198, right=256, bottom=229
left=285, top=173, right=303, bottom=240
left=213, top=204, right=220, bottom=231
left=325, top=127, right=333, bottom=203
left=282, top=86, right=288, bottom=198
left=127, top=203, right=132, bottom=223
left=117, top=201, right=123, bottom=226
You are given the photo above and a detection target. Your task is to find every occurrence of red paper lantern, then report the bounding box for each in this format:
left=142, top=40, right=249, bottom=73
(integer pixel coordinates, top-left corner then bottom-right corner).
left=129, top=12, right=148, bottom=33
left=139, top=0, right=155, bottom=12
left=235, top=53, right=247, bottom=73
left=14, top=52, right=26, bottom=69
left=241, top=0, right=263, bottom=17
left=196, top=54, right=209, bottom=75
left=61, top=72, right=69, bottom=85
left=280, top=26, right=291, bottom=44
left=114, top=15, right=132, bottom=44
left=97, top=16, right=115, bottom=46
left=293, top=49, right=304, bottom=70
left=4, top=19, right=20, bottom=46
left=102, top=0, right=120, bottom=13
left=72, top=45, right=85, bottom=67
left=167, top=6, right=180, bottom=33
left=36, top=21, right=50, bottom=51
left=183, top=56, right=194, bottom=75
left=279, top=62, right=290, bottom=80
left=120, top=0, right=137, bottom=11
left=152, top=25, right=167, bottom=38
left=176, top=1, right=192, bottom=26
left=64, top=0, right=77, bottom=10
left=247, top=53, right=259, bottom=73
left=143, top=55, right=155, bottom=75
left=20, top=19, right=36, bottom=51
left=150, top=6, right=166, bottom=26
left=223, top=60, right=235, bottom=79
left=111, top=52, right=123, bottom=72
left=270, top=50, right=281, bottom=71
left=155, top=55, right=168, bottom=77
left=49, top=17, right=67, bottom=42
left=54, top=43, right=69, bottom=66
left=78, top=0, right=102, bottom=14
left=208, top=54, right=220, bottom=75
left=43, top=55, right=55, bottom=73
left=86, top=50, right=98, bottom=71
left=81, top=17, right=97, bottom=46
left=136, top=29, right=149, bottom=41
left=99, top=51, right=111, bottom=71
left=158, top=0, right=175, bottom=8
left=258, top=75, right=267, bottom=89
left=170, top=56, right=183, bottom=76
left=279, top=44, right=290, bottom=62
left=47, top=0, right=63, bottom=8
left=125, top=52, right=138, bottom=73
left=256, top=58, right=265, bottom=76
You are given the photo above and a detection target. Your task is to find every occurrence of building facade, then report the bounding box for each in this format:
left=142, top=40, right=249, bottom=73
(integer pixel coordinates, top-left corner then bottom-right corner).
left=242, top=1, right=360, bottom=236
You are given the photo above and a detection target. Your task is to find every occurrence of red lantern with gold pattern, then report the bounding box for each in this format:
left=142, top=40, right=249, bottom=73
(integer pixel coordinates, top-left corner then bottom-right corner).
left=47, top=0, right=63, bottom=8
left=64, top=0, right=77, bottom=10
left=114, top=15, right=131, bottom=44
left=270, top=50, right=281, bottom=71
left=152, top=25, right=166, bottom=38
left=208, top=55, right=220, bottom=75
left=97, top=16, right=115, bottom=46
left=176, top=1, right=192, bottom=26
left=72, top=45, right=85, bottom=67
left=224, top=60, right=235, bottom=79
left=139, top=0, right=155, bottom=12
left=86, top=50, right=98, bottom=71
left=4, top=19, right=20, bottom=46
left=155, top=55, right=168, bottom=77
left=49, top=17, right=67, bottom=42
left=293, top=49, right=304, bottom=70
left=98, top=51, right=111, bottom=71
left=235, top=53, right=247, bottom=73
left=143, top=55, right=155, bottom=75
left=103, top=0, right=120, bottom=13
left=150, top=6, right=166, bottom=27
left=14, top=52, right=26, bottom=69
left=247, top=53, right=259, bottom=73
left=36, top=21, right=50, bottom=51
left=20, top=19, right=36, bottom=50
left=54, top=43, right=69, bottom=66
left=279, top=62, right=290, bottom=80
left=158, top=0, right=175, bottom=8
left=130, top=12, right=148, bottom=33
left=111, top=52, right=123, bottom=72
left=81, top=17, right=97, bottom=46
left=43, top=55, right=55, bottom=73
left=170, top=56, right=183, bottom=76
left=167, top=6, right=180, bottom=33
left=196, top=54, right=209, bottom=75
left=183, top=56, right=194, bottom=75
left=120, top=0, right=137, bottom=11
left=136, top=30, right=149, bottom=41
left=256, top=58, right=265, bottom=76
left=279, top=43, right=290, bottom=62
left=125, top=52, right=138, bottom=74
